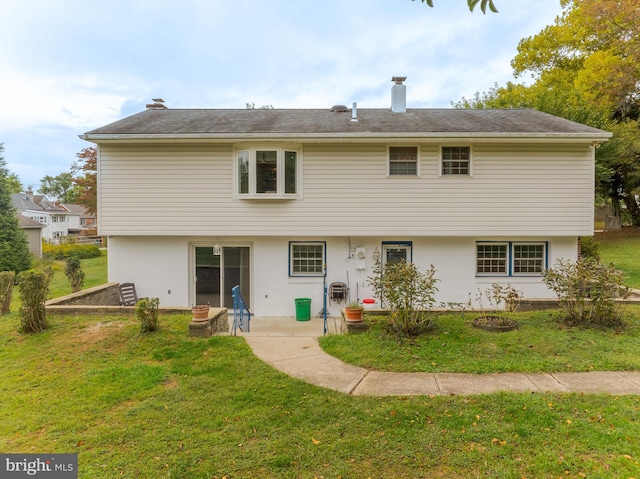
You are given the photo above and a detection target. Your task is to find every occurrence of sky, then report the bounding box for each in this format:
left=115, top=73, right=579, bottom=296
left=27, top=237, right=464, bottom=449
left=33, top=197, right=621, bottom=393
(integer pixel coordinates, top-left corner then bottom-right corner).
left=0, top=0, right=564, bottom=191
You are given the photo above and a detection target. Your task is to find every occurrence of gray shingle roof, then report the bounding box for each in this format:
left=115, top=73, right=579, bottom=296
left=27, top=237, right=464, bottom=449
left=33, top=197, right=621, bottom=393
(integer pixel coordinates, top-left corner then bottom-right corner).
left=17, top=215, right=44, bottom=228
left=83, top=108, right=610, bottom=140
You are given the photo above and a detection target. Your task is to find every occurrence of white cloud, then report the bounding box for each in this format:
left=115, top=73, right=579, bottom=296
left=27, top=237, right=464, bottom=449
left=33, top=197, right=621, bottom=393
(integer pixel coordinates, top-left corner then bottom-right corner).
left=0, top=0, right=564, bottom=188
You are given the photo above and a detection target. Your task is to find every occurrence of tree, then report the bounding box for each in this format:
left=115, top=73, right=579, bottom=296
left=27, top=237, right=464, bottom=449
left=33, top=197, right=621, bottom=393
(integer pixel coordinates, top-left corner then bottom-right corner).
left=0, top=143, right=32, bottom=274
left=39, top=172, right=78, bottom=203
left=417, top=0, right=498, bottom=13
left=455, top=0, right=640, bottom=225
left=72, top=147, right=97, bottom=216
left=6, top=173, right=23, bottom=194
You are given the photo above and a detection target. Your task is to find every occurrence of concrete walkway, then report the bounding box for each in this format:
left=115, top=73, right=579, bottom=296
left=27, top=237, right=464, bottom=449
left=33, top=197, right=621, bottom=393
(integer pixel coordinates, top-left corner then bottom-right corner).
left=238, top=317, right=640, bottom=396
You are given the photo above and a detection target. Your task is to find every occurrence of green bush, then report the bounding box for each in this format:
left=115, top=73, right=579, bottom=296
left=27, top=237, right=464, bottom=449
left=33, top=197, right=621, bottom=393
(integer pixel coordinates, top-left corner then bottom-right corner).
left=136, top=298, right=159, bottom=334
left=17, top=268, right=53, bottom=333
left=0, top=271, right=15, bottom=315
left=579, top=236, right=600, bottom=260
left=43, top=243, right=102, bottom=260
left=368, top=260, right=438, bottom=337
left=64, top=255, right=85, bottom=293
left=543, top=258, right=629, bottom=327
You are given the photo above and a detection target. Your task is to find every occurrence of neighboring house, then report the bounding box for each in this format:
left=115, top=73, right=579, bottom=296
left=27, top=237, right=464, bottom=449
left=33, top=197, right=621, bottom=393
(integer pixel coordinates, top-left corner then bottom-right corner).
left=11, top=190, right=70, bottom=243
left=17, top=215, right=44, bottom=257
left=60, top=203, right=97, bottom=235
left=81, top=79, right=611, bottom=316
left=10, top=191, right=95, bottom=243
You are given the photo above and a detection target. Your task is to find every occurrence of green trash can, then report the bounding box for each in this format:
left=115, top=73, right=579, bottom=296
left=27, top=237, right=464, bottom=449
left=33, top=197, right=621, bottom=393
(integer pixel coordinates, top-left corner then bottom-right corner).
left=295, top=298, right=311, bottom=321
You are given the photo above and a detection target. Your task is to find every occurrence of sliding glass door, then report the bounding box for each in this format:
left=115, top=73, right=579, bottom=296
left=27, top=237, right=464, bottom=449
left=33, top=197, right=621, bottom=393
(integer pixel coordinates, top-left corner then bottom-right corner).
left=194, top=246, right=250, bottom=309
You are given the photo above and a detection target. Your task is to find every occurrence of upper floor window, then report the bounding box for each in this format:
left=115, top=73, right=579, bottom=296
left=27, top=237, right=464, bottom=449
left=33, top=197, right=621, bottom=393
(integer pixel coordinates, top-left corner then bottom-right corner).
left=52, top=215, right=65, bottom=223
left=442, top=146, right=470, bottom=175
left=389, top=147, right=417, bottom=176
left=237, top=147, right=299, bottom=198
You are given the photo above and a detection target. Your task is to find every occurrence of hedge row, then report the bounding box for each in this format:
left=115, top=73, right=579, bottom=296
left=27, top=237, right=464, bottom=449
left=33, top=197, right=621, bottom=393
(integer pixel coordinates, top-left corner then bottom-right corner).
left=43, top=243, right=102, bottom=260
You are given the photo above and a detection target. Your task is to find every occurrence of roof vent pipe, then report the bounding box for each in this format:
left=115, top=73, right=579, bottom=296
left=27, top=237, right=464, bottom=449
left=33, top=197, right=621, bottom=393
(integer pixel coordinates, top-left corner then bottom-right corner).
left=391, top=76, right=407, bottom=113
left=351, top=102, right=358, bottom=122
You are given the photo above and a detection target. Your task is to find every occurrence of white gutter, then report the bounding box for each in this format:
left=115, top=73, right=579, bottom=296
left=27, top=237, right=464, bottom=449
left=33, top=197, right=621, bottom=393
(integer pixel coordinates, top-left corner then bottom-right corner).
left=80, top=131, right=612, bottom=144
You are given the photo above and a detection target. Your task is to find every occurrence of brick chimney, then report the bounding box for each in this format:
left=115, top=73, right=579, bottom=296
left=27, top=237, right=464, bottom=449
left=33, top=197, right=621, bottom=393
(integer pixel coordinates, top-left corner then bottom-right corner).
left=391, top=76, right=407, bottom=113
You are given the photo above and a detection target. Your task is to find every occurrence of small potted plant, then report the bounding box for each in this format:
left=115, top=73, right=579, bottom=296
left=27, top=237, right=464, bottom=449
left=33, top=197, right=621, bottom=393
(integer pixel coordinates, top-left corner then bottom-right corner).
left=344, top=301, right=364, bottom=322
left=191, top=304, right=210, bottom=321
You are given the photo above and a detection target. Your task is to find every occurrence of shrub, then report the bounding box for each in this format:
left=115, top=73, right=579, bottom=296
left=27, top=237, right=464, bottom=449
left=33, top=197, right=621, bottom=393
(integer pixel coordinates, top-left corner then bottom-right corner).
left=42, top=243, right=101, bottom=260
left=474, top=283, right=523, bottom=326
left=579, top=236, right=600, bottom=261
left=64, top=255, right=85, bottom=293
left=136, top=297, right=159, bottom=334
left=368, top=260, right=438, bottom=337
left=543, top=258, right=629, bottom=327
left=17, top=268, right=53, bottom=333
left=0, top=271, right=15, bottom=315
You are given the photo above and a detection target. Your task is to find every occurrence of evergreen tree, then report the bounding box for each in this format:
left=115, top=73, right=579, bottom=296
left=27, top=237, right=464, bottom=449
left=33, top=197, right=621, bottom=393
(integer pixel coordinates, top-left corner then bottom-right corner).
left=0, top=144, right=32, bottom=273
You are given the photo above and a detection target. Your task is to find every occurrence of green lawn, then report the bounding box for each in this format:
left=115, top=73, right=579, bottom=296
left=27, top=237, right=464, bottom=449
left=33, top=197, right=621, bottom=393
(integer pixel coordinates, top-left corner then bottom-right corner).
left=320, top=307, right=640, bottom=374
left=1, top=313, right=640, bottom=478
left=9, top=251, right=108, bottom=311
left=596, top=228, right=640, bottom=289
left=2, top=243, right=640, bottom=477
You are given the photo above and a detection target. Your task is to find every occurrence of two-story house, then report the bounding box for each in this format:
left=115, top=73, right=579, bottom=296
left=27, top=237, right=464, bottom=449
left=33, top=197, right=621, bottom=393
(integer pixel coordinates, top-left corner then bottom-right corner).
left=81, top=78, right=611, bottom=317
left=11, top=190, right=70, bottom=243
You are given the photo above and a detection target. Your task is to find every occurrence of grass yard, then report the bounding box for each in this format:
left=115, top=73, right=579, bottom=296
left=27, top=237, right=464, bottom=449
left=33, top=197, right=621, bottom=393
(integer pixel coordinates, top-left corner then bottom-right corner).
left=1, top=312, right=640, bottom=478
left=596, top=228, right=640, bottom=289
left=1, top=237, right=639, bottom=477
left=320, top=307, right=640, bottom=374
left=9, top=251, right=108, bottom=311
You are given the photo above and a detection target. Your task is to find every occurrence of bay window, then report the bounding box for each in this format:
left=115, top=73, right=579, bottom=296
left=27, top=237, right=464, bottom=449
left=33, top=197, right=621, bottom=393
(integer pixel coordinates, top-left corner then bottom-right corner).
left=236, top=147, right=300, bottom=198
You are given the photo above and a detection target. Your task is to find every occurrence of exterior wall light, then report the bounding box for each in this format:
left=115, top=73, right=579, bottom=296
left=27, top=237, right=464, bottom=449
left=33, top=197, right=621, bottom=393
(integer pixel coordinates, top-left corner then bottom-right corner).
left=372, top=247, right=381, bottom=263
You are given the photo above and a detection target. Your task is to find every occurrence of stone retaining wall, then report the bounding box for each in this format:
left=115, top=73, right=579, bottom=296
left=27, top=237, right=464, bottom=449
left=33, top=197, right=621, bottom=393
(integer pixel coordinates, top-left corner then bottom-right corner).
left=188, top=309, right=229, bottom=337
left=46, top=282, right=121, bottom=307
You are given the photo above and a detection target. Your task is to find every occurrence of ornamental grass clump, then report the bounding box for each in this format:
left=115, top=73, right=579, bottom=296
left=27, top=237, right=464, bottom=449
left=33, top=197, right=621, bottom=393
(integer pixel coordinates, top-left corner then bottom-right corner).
left=17, top=268, right=53, bottom=333
left=543, top=258, right=629, bottom=327
left=368, top=260, right=438, bottom=337
left=0, top=271, right=15, bottom=315
left=136, top=297, right=160, bottom=334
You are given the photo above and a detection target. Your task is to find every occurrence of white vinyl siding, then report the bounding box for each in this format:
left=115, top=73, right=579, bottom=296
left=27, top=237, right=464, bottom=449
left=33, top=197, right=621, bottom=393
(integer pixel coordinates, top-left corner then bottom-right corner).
left=97, top=143, right=594, bottom=237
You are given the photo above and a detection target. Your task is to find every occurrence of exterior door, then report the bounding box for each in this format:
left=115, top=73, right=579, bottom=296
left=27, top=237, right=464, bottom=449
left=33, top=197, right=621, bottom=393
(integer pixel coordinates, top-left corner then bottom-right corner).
left=194, top=246, right=250, bottom=309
